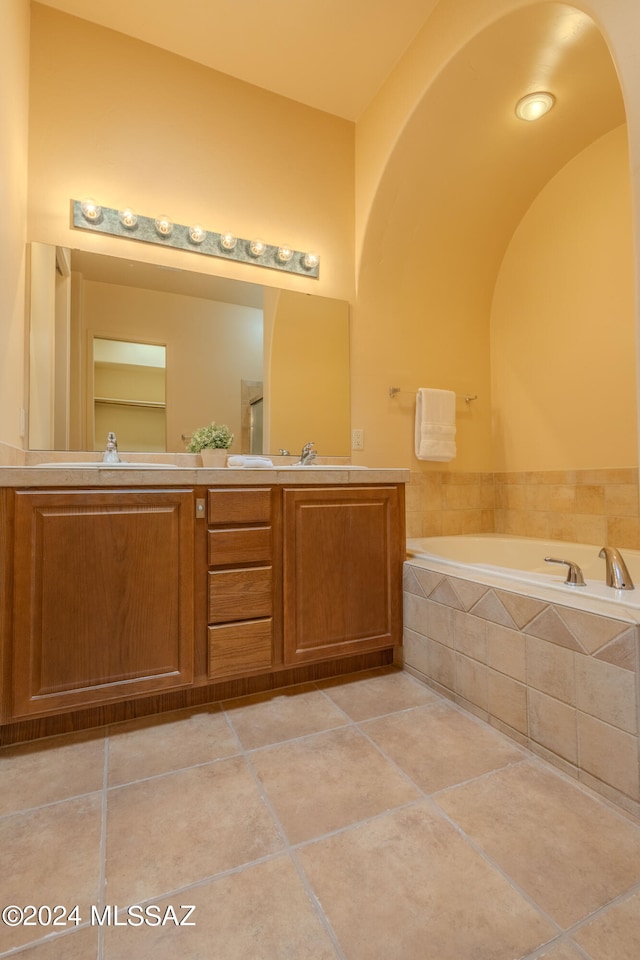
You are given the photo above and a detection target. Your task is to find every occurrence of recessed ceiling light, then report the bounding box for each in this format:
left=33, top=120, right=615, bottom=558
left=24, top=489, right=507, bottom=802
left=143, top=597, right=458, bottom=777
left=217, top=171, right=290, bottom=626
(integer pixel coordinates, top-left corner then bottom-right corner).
left=515, top=91, right=555, bottom=122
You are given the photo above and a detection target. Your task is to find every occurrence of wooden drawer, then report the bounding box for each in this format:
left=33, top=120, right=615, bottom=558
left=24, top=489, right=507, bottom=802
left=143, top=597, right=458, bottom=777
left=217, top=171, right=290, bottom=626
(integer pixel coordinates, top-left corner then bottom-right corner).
left=208, top=527, right=272, bottom=566
left=208, top=488, right=271, bottom=525
left=208, top=618, right=273, bottom=678
left=208, top=567, right=272, bottom=623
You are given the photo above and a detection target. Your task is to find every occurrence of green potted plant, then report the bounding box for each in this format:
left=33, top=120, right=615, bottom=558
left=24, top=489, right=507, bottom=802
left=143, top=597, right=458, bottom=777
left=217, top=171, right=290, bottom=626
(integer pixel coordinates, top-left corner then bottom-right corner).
left=186, top=421, right=234, bottom=466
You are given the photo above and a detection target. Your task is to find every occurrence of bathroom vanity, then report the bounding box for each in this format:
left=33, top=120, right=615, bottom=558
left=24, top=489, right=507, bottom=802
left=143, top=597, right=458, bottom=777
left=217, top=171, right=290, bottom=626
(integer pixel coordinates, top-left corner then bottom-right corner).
left=0, top=464, right=407, bottom=743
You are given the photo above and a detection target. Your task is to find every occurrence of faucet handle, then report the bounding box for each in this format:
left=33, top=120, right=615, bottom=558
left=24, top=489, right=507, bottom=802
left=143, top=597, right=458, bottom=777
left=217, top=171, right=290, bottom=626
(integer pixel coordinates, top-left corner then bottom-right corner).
left=544, top=557, right=586, bottom=586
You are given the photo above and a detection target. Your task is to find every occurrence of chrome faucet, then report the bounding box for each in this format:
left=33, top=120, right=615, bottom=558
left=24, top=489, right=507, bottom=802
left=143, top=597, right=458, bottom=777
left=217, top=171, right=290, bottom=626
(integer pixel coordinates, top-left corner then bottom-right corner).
left=599, top=547, right=635, bottom=590
left=295, top=441, right=317, bottom=466
left=102, top=431, right=121, bottom=464
left=544, top=557, right=586, bottom=586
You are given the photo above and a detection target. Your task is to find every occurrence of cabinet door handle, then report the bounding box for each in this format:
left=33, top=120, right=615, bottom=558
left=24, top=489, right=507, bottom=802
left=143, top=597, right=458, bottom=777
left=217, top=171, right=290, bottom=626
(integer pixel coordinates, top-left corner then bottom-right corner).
left=195, top=498, right=206, bottom=520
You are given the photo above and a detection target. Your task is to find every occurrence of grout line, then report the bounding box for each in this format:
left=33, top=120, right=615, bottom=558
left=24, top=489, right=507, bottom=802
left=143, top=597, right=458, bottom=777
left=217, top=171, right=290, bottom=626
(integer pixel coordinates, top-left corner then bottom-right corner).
left=221, top=703, right=347, bottom=958
left=97, top=732, right=109, bottom=960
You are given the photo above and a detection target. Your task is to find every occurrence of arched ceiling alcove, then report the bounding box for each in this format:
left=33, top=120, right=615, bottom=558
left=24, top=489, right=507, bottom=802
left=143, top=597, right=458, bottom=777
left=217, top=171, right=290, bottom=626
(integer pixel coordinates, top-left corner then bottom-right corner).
left=353, top=1, right=625, bottom=470
left=359, top=2, right=624, bottom=301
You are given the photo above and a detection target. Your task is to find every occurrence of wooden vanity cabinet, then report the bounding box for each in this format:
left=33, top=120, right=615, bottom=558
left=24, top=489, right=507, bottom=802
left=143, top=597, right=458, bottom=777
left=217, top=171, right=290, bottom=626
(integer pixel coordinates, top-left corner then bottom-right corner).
left=10, top=488, right=195, bottom=719
left=2, top=479, right=404, bottom=734
left=206, top=487, right=276, bottom=679
left=282, top=485, right=404, bottom=665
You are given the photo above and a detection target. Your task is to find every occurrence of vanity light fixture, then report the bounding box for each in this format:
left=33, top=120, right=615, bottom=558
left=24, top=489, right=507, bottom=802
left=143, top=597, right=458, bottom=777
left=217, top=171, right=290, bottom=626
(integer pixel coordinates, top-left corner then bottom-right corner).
left=188, top=224, right=206, bottom=244
left=154, top=215, right=173, bottom=237
left=220, top=232, right=237, bottom=251
left=515, top=91, right=555, bottom=121
left=249, top=239, right=266, bottom=257
left=118, top=207, right=138, bottom=229
left=71, top=199, right=320, bottom=278
left=277, top=246, right=294, bottom=263
left=80, top=198, right=102, bottom=222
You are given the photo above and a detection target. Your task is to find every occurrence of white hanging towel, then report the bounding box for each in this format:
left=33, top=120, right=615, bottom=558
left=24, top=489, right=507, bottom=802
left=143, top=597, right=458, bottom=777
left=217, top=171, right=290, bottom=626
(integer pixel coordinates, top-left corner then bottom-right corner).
left=415, top=388, right=457, bottom=461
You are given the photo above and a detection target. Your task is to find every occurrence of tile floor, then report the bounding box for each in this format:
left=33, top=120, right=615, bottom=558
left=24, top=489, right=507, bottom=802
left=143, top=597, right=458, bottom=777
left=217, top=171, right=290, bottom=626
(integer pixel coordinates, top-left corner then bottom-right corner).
left=1, top=666, right=640, bottom=959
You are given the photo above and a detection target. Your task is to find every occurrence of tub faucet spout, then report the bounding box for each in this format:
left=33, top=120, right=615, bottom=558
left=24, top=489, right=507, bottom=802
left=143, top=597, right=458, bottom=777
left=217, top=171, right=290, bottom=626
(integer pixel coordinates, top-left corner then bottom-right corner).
left=599, top=547, right=634, bottom=590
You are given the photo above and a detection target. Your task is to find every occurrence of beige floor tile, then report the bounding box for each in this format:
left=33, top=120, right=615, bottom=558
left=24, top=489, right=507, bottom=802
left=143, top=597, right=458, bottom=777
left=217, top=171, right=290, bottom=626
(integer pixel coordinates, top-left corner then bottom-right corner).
left=436, top=761, right=640, bottom=927
left=317, top=666, right=437, bottom=721
left=106, top=757, right=283, bottom=905
left=297, top=802, right=555, bottom=960
left=573, top=889, right=640, bottom=959
left=107, top=704, right=240, bottom=786
left=6, top=925, right=99, bottom=959
left=0, top=729, right=105, bottom=816
left=0, top=796, right=102, bottom=952
left=222, top=683, right=348, bottom=749
left=104, top=855, right=339, bottom=960
left=362, top=700, right=524, bottom=793
left=251, top=726, right=419, bottom=843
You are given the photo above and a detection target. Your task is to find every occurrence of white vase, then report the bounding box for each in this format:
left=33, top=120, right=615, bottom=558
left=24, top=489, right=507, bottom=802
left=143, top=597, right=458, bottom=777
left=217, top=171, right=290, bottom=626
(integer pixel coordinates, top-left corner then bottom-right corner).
left=199, top=449, right=229, bottom=467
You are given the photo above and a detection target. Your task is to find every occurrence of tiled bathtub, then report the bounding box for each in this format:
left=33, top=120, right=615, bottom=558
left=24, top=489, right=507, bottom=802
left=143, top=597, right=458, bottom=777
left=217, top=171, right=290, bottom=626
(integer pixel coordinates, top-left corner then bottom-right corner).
left=403, top=535, right=640, bottom=818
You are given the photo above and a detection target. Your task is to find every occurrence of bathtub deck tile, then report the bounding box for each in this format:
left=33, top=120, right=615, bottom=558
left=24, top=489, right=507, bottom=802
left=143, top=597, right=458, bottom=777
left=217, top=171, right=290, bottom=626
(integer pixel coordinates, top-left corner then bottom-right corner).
left=575, top=656, right=637, bottom=735
left=469, top=589, right=518, bottom=629
left=486, top=622, right=527, bottom=681
left=528, top=688, right=579, bottom=765
left=495, top=589, right=547, bottom=629
left=525, top=606, right=585, bottom=653
left=556, top=606, right=632, bottom=655
left=411, top=566, right=445, bottom=597
left=577, top=713, right=640, bottom=800
left=430, top=577, right=465, bottom=609
left=448, top=576, right=490, bottom=610
left=594, top=629, right=637, bottom=671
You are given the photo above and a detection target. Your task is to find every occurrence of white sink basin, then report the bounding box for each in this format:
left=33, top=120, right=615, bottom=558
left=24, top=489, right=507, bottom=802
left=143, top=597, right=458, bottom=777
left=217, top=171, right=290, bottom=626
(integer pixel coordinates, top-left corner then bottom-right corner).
left=34, top=462, right=180, bottom=469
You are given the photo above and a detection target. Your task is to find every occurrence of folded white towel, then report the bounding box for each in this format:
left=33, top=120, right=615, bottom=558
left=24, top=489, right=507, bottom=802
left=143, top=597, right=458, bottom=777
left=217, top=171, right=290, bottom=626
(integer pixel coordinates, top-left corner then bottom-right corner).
left=415, top=388, right=456, bottom=461
left=226, top=455, right=274, bottom=468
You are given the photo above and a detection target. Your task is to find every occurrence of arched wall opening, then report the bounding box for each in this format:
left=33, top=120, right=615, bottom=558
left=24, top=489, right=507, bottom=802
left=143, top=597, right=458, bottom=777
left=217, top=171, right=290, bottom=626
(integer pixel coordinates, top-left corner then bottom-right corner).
left=353, top=2, right=636, bottom=543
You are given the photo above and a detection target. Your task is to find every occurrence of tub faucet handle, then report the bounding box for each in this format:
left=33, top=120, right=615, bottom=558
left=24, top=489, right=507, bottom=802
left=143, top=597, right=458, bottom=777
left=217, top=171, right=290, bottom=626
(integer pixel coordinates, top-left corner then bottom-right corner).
left=544, top=557, right=586, bottom=586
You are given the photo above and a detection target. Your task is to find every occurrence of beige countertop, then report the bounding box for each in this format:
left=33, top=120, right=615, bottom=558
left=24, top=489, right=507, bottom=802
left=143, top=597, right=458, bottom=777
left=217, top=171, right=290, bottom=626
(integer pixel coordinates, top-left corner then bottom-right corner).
left=0, top=463, right=410, bottom=487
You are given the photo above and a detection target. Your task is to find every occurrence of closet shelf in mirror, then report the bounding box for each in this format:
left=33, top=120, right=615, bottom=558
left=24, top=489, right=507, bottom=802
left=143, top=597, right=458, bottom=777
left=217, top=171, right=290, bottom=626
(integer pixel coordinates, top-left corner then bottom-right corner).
left=95, top=397, right=166, bottom=408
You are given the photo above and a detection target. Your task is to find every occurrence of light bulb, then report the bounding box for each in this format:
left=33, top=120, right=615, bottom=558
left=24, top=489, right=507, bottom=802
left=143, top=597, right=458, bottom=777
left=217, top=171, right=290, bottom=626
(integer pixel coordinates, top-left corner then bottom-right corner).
left=249, top=239, right=266, bottom=257
left=154, top=215, right=173, bottom=237
left=118, top=208, right=137, bottom=229
left=220, top=232, right=237, bottom=251
left=188, top=224, right=206, bottom=244
left=302, top=252, right=319, bottom=270
left=80, top=198, right=102, bottom=221
left=277, top=246, right=293, bottom=263
left=515, top=92, right=555, bottom=121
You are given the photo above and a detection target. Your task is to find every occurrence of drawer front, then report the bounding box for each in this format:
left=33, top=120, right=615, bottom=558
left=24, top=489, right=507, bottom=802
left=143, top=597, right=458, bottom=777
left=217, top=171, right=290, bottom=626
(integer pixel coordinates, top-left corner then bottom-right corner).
left=208, top=488, right=271, bottom=525
left=208, top=527, right=272, bottom=566
left=208, top=618, right=273, bottom=678
left=208, top=567, right=272, bottom=623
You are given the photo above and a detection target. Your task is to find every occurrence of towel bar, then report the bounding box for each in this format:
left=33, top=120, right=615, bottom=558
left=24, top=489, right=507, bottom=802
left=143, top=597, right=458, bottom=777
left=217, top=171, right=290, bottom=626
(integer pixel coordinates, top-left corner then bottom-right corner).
left=389, top=386, right=477, bottom=403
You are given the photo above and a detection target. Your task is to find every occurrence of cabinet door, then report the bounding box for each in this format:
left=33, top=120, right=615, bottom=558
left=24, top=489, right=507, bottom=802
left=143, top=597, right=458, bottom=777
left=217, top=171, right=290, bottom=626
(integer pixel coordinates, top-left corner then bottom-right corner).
left=11, top=489, right=194, bottom=718
left=282, top=486, right=403, bottom=664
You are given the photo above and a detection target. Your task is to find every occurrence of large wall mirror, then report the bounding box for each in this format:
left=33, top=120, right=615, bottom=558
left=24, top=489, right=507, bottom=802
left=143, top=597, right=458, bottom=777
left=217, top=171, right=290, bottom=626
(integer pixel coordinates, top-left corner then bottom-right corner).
left=28, top=243, right=350, bottom=456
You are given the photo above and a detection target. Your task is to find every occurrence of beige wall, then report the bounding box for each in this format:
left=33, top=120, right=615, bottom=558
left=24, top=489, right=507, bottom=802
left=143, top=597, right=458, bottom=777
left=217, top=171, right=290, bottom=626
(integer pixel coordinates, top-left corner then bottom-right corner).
left=268, top=291, right=350, bottom=456
left=354, top=0, right=640, bottom=474
left=492, top=125, right=636, bottom=472
left=76, top=279, right=262, bottom=453
left=0, top=0, right=30, bottom=448
left=27, top=4, right=354, bottom=304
